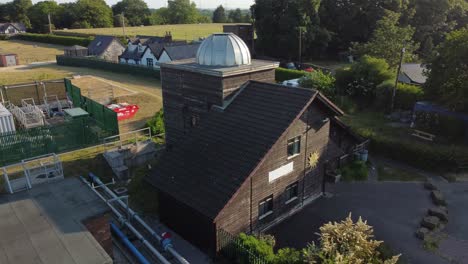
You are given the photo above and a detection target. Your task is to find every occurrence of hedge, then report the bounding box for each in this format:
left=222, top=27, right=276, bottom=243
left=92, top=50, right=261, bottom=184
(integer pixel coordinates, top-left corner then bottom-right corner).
left=376, top=80, right=425, bottom=110
left=16, top=33, right=93, bottom=46
left=275, top=68, right=307, bottom=82
left=56, top=55, right=161, bottom=79
left=0, top=35, right=10, bottom=41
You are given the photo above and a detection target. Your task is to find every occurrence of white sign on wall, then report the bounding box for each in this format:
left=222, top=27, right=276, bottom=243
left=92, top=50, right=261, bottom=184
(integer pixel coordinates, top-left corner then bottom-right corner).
left=268, top=162, right=294, bottom=183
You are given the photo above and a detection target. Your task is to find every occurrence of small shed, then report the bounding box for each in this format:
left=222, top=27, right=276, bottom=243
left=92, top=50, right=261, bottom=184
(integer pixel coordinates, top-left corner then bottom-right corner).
left=0, top=53, right=19, bottom=67
left=0, top=103, right=16, bottom=134
left=64, top=108, right=89, bottom=119
left=64, top=45, right=88, bottom=57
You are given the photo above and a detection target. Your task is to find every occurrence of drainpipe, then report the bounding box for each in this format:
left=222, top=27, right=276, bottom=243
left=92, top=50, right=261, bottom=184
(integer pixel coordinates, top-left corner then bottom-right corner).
left=80, top=176, right=171, bottom=264
left=87, top=173, right=189, bottom=264
left=110, top=222, right=151, bottom=264
left=301, top=108, right=310, bottom=206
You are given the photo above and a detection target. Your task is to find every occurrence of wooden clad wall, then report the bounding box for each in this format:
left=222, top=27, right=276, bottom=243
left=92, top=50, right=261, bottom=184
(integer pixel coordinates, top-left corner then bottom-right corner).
left=215, top=102, right=333, bottom=239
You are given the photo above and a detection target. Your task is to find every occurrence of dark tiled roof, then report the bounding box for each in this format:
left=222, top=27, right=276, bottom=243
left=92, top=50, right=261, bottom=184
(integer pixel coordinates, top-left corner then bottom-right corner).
left=164, top=43, right=200, bottom=61
left=88, top=36, right=123, bottom=56
left=65, top=45, right=88, bottom=50
left=147, top=41, right=188, bottom=59
left=0, top=22, right=25, bottom=32
left=146, top=81, right=322, bottom=219
left=119, top=46, right=147, bottom=60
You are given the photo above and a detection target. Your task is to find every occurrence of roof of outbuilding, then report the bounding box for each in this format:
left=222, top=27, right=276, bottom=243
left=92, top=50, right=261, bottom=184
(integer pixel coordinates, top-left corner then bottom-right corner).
left=87, top=36, right=123, bottom=56
left=146, top=81, right=342, bottom=219
left=0, top=22, right=26, bottom=32
left=400, top=63, right=427, bottom=84
left=65, top=45, right=88, bottom=50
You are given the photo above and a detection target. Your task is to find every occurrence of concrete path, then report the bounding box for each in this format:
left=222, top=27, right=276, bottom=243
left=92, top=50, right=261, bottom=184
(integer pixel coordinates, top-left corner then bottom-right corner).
left=268, top=182, right=448, bottom=264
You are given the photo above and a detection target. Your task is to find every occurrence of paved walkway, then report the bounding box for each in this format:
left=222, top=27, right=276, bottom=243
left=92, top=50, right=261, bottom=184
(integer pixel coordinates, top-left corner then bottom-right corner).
left=269, top=182, right=449, bottom=264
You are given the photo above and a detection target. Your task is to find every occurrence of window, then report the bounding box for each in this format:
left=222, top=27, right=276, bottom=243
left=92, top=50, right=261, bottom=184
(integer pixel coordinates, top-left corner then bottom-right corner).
left=191, top=115, right=199, bottom=128
left=258, top=195, right=273, bottom=219
left=285, top=182, right=299, bottom=203
left=147, top=58, right=154, bottom=67
left=287, top=136, right=301, bottom=158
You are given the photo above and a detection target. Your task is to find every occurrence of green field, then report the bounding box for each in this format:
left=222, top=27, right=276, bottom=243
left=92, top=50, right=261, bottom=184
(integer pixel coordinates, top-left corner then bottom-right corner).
left=55, top=23, right=231, bottom=41
left=0, top=40, right=65, bottom=64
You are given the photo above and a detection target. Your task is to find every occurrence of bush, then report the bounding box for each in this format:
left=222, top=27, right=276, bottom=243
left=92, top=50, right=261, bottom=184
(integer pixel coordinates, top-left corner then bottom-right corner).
left=275, top=67, right=307, bottom=82
left=0, top=35, right=10, bottom=41
left=336, top=56, right=394, bottom=106
left=274, top=248, right=302, bottom=264
left=146, top=109, right=165, bottom=136
left=340, top=160, right=369, bottom=181
left=237, top=233, right=276, bottom=263
left=16, top=33, right=93, bottom=46
left=376, top=80, right=424, bottom=110
left=299, top=70, right=336, bottom=98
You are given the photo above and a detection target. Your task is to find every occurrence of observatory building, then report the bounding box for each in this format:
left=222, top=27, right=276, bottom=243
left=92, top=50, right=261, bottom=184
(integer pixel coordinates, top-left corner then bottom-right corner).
left=147, top=33, right=361, bottom=256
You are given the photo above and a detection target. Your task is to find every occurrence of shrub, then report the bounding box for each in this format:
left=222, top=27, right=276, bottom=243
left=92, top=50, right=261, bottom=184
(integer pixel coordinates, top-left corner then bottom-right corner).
left=237, top=233, right=276, bottom=263
left=302, top=214, right=400, bottom=264
left=16, top=33, right=93, bottom=46
left=414, top=111, right=466, bottom=141
left=340, top=160, right=369, bottom=181
left=299, top=70, right=336, bottom=98
left=376, top=80, right=425, bottom=110
left=146, top=109, right=165, bottom=136
left=0, top=35, right=10, bottom=41
left=274, top=248, right=302, bottom=264
left=336, top=56, right=394, bottom=106
left=275, top=67, right=307, bottom=82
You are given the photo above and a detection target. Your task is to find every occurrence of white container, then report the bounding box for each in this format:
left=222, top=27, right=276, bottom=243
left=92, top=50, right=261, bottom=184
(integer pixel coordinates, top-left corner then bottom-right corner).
left=0, top=103, right=16, bottom=134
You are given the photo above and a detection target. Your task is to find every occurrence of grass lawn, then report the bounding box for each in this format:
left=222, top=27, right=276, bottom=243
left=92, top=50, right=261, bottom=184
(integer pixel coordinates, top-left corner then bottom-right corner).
left=55, top=23, right=231, bottom=41
left=0, top=40, right=65, bottom=64
left=377, top=165, right=426, bottom=182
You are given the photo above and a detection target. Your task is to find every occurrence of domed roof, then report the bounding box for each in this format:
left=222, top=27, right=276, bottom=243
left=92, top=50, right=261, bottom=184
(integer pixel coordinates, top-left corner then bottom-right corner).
left=196, top=33, right=251, bottom=67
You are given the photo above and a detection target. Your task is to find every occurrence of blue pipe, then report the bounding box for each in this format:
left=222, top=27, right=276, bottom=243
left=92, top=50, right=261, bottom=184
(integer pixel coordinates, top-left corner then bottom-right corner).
left=110, top=222, right=151, bottom=264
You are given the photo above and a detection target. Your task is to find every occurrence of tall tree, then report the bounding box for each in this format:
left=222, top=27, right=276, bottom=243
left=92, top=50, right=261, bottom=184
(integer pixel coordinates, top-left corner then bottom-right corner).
left=166, top=0, right=199, bottom=24
left=424, top=29, right=468, bottom=112
left=253, top=0, right=327, bottom=60
left=352, top=11, right=419, bottom=67
left=149, top=7, right=169, bottom=25
left=10, top=0, right=33, bottom=28
left=28, top=1, right=62, bottom=33
left=73, top=0, right=113, bottom=28
left=228, top=8, right=243, bottom=23
left=112, top=0, right=151, bottom=26
left=212, top=5, right=227, bottom=23
left=319, top=0, right=406, bottom=53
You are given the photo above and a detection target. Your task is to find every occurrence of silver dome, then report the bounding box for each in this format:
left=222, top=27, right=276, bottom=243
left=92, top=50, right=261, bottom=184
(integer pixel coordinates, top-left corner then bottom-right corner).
left=196, top=33, right=251, bottom=66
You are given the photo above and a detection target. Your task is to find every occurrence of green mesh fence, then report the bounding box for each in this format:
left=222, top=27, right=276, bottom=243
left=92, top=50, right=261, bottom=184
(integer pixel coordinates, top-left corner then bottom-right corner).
left=0, top=79, right=119, bottom=166
left=0, top=117, right=115, bottom=166
left=65, top=79, right=119, bottom=135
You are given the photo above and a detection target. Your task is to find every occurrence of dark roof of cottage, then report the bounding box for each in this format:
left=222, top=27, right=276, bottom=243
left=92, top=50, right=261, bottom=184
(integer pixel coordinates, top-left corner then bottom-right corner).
left=0, top=22, right=26, bottom=32
left=147, top=41, right=188, bottom=59
left=163, top=43, right=200, bottom=61
left=119, top=46, right=147, bottom=60
left=88, top=36, right=122, bottom=56
left=146, top=81, right=343, bottom=219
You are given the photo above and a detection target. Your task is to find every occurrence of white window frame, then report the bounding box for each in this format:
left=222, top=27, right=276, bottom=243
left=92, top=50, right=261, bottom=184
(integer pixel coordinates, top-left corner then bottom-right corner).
left=285, top=182, right=299, bottom=204
left=258, top=195, right=273, bottom=220
left=287, top=136, right=301, bottom=159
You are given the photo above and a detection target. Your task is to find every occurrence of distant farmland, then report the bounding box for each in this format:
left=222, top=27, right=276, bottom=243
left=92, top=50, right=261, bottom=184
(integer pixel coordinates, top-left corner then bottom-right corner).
left=54, top=23, right=233, bottom=41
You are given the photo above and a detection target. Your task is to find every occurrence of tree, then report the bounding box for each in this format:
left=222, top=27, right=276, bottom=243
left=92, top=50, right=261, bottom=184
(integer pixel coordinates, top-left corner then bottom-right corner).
left=424, top=28, right=468, bottom=112
left=304, top=214, right=400, bottom=263
left=28, top=1, right=62, bottom=33
left=336, top=56, right=394, bottom=104
left=73, top=0, right=113, bottom=28
left=10, top=0, right=33, bottom=28
left=352, top=10, right=419, bottom=67
left=319, top=0, right=406, bottom=53
left=149, top=7, right=169, bottom=25
left=228, top=8, right=243, bottom=23
left=146, top=109, right=165, bottom=135
left=166, top=0, right=200, bottom=24
left=112, top=0, right=151, bottom=26
left=212, top=5, right=227, bottom=23
left=299, top=69, right=336, bottom=98
left=252, top=0, right=327, bottom=60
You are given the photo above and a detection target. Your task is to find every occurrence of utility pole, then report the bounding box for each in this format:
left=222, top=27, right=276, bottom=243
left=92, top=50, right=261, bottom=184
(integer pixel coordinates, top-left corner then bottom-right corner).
left=48, top=13, right=52, bottom=34
left=390, top=47, right=406, bottom=113
left=298, top=27, right=302, bottom=63
left=121, top=12, right=127, bottom=39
